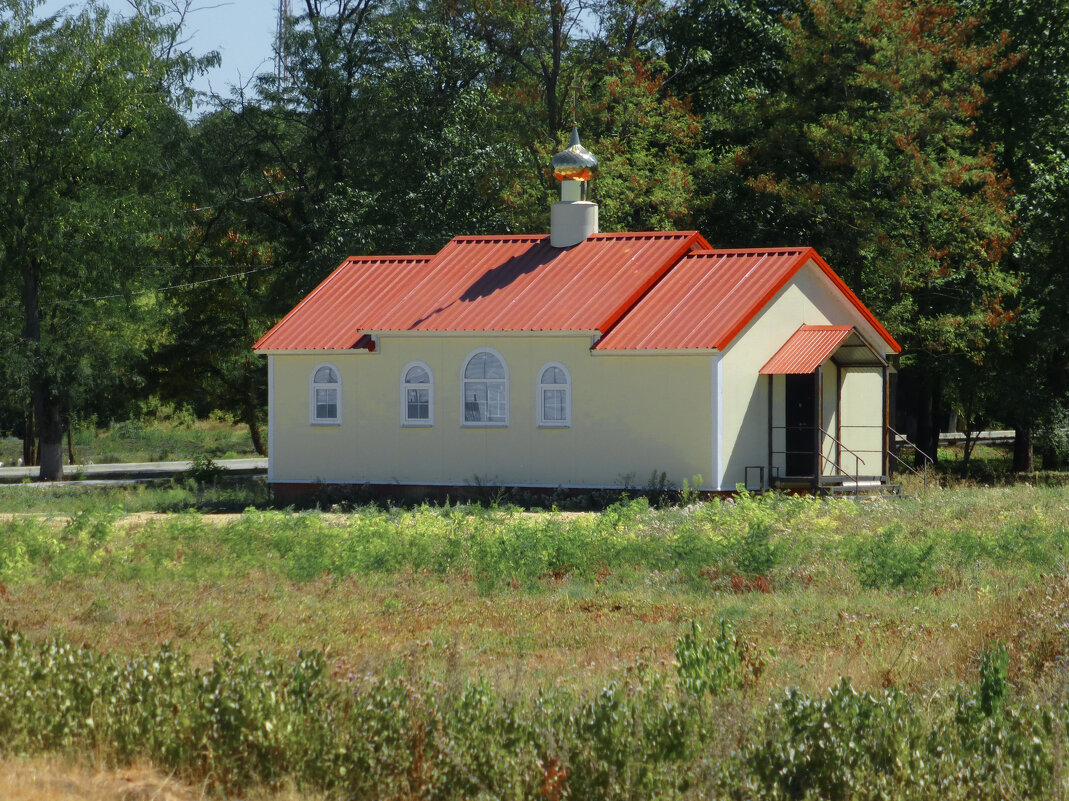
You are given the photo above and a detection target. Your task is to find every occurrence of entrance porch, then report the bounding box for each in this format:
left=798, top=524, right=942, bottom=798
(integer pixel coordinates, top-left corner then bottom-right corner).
left=757, top=325, right=894, bottom=495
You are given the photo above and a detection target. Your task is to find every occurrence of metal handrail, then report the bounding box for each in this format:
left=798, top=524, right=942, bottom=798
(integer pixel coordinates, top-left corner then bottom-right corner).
left=769, top=425, right=870, bottom=494
left=887, top=426, right=933, bottom=491
left=817, top=426, right=866, bottom=496
left=888, top=426, right=934, bottom=467
left=817, top=426, right=867, bottom=469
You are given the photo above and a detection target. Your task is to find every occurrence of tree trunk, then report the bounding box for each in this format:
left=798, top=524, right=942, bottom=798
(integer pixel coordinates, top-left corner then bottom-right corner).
left=35, top=390, right=64, bottom=481
left=915, top=380, right=942, bottom=467
left=245, top=396, right=266, bottom=457
left=243, top=359, right=267, bottom=456
left=22, top=256, right=63, bottom=481
left=1013, top=427, right=1034, bottom=473
left=22, top=405, right=36, bottom=466
left=67, top=417, right=76, bottom=466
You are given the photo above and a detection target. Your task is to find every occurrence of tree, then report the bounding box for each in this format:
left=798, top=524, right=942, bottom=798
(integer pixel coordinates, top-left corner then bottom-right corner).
left=710, top=0, right=1018, bottom=459
left=0, top=0, right=205, bottom=479
left=969, top=0, right=1069, bottom=471
left=584, top=55, right=708, bottom=232
left=660, top=0, right=802, bottom=115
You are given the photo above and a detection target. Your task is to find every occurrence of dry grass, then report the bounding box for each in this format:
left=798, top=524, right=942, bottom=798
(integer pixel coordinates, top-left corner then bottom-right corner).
left=0, top=757, right=193, bottom=801
left=0, top=757, right=329, bottom=801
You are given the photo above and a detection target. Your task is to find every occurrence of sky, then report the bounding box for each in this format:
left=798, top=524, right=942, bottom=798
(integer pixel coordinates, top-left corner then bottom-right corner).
left=38, top=0, right=278, bottom=112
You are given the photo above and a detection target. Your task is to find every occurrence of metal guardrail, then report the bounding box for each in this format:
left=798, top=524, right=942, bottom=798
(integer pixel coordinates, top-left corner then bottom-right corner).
left=888, top=426, right=934, bottom=490
left=770, top=424, right=878, bottom=496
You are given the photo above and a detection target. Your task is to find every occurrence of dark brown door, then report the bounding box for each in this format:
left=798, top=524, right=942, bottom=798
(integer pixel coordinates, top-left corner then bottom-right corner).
left=785, top=373, right=816, bottom=476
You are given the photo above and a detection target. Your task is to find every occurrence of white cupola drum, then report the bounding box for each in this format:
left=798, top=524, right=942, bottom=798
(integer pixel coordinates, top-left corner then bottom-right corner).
left=550, top=126, right=599, bottom=247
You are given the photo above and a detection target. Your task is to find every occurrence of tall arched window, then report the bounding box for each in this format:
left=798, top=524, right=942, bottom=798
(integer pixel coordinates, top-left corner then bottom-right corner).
left=462, top=349, right=508, bottom=425
left=310, top=363, right=341, bottom=424
left=401, top=361, right=433, bottom=426
left=537, top=362, right=571, bottom=427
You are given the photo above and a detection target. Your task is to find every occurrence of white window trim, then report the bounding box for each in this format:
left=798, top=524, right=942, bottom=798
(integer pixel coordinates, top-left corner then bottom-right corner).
left=536, top=361, right=572, bottom=427
left=401, top=360, right=434, bottom=427
left=309, top=362, right=342, bottom=425
left=460, top=347, right=509, bottom=427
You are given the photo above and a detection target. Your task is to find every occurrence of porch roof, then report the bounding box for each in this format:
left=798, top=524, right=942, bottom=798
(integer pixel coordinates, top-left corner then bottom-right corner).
left=759, top=325, right=886, bottom=375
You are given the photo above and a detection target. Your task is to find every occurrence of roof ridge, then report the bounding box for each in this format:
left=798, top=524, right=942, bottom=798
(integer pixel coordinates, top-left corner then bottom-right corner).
left=688, top=246, right=809, bottom=257
left=345, top=254, right=433, bottom=262
left=449, top=234, right=546, bottom=242
left=589, top=230, right=697, bottom=239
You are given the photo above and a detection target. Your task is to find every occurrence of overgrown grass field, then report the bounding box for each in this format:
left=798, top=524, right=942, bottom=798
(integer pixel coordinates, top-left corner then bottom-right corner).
left=2, top=487, right=1069, bottom=797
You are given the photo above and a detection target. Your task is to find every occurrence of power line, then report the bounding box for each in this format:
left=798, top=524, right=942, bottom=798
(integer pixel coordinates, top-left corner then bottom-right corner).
left=0, top=265, right=279, bottom=310
left=185, top=186, right=304, bottom=213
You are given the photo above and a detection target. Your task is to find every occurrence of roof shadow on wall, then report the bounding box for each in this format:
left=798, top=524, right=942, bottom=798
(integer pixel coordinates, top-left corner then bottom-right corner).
left=459, top=241, right=559, bottom=302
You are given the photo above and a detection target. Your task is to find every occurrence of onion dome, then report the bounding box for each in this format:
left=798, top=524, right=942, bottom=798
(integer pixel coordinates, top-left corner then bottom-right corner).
left=551, top=126, right=598, bottom=182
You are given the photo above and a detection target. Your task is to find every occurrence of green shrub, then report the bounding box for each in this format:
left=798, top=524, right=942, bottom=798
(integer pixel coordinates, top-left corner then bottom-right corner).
left=674, top=617, right=760, bottom=697
left=731, top=520, right=778, bottom=576
left=0, top=624, right=1062, bottom=800
left=855, top=524, right=936, bottom=590
left=185, top=454, right=225, bottom=485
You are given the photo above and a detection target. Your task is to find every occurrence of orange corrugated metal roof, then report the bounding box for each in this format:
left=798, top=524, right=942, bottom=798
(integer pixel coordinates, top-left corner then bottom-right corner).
left=759, top=325, right=854, bottom=374
left=254, top=232, right=709, bottom=351
left=254, top=255, right=433, bottom=351
left=594, top=247, right=902, bottom=353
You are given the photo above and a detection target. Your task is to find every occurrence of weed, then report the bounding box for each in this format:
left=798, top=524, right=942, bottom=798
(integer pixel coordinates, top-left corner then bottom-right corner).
left=855, top=524, right=936, bottom=590
left=674, top=617, right=760, bottom=697
left=185, top=454, right=225, bottom=486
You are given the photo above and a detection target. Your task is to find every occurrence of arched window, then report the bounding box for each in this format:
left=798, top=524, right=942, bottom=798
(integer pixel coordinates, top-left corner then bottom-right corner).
left=462, top=349, right=508, bottom=425
left=401, top=361, right=433, bottom=426
left=310, top=363, right=341, bottom=424
left=537, top=362, right=571, bottom=427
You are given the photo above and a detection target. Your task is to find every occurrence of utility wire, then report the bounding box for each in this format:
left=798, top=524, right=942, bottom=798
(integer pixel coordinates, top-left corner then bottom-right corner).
left=184, top=186, right=304, bottom=213
left=0, top=265, right=278, bottom=310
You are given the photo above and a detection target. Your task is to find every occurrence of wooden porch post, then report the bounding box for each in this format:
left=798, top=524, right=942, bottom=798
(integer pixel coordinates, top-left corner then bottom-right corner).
left=835, top=363, right=842, bottom=473
left=767, top=373, right=773, bottom=489
left=814, top=367, right=822, bottom=493
left=882, top=364, right=889, bottom=478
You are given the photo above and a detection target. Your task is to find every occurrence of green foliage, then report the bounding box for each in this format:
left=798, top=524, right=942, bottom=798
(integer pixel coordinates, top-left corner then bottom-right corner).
left=0, top=0, right=212, bottom=474
left=731, top=520, right=778, bottom=576
left=184, top=454, right=225, bottom=486
left=977, top=643, right=1010, bottom=720
left=0, top=623, right=1060, bottom=799
left=714, top=0, right=1017, bottom=366
left=854, top=524, right=936, bottom=590
left=675, top=616, right=759, bottom=696
left=3, top=487, right=1069, bottom=597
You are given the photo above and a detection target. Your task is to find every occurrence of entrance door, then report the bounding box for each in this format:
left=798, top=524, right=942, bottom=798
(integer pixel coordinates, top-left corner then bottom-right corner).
left=785, top=372, right=816, bottom=476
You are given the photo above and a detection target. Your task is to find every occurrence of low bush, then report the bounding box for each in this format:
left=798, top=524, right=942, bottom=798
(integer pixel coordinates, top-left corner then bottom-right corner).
left=0, top=625, right=1059, bottom=800
left=674, top=616, right=763, bottom=697
left=854, top=524, right=936, bottom=590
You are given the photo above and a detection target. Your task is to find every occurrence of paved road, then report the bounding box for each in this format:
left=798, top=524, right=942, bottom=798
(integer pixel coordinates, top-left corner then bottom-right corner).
left=0, top=457, right=267, bottom=485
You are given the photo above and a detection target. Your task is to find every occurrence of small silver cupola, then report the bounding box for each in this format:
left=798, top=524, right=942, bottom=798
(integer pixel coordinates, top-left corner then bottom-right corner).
left=550, top=126, right=599, bottom=247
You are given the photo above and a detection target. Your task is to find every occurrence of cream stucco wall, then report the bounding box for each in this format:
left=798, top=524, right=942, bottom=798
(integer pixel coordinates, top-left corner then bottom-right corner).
left=268, top=335, right=713, bottom=489
left=718, top=260, right=893, bottom=488
left=839, top=366, right=885, bottom=475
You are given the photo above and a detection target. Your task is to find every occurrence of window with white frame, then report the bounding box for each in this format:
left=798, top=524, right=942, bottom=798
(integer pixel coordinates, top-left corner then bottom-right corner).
left=401, top=362, right=433, bottom=425
left=310, top=363, right=341, bottom=424
left=462, top=349, right=508, bottom=425
left=537, top=362, right=571, bottom=426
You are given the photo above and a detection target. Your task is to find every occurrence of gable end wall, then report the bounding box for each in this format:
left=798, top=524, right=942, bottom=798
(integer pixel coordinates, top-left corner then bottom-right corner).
left=718, top=260, right=892, bottom=488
